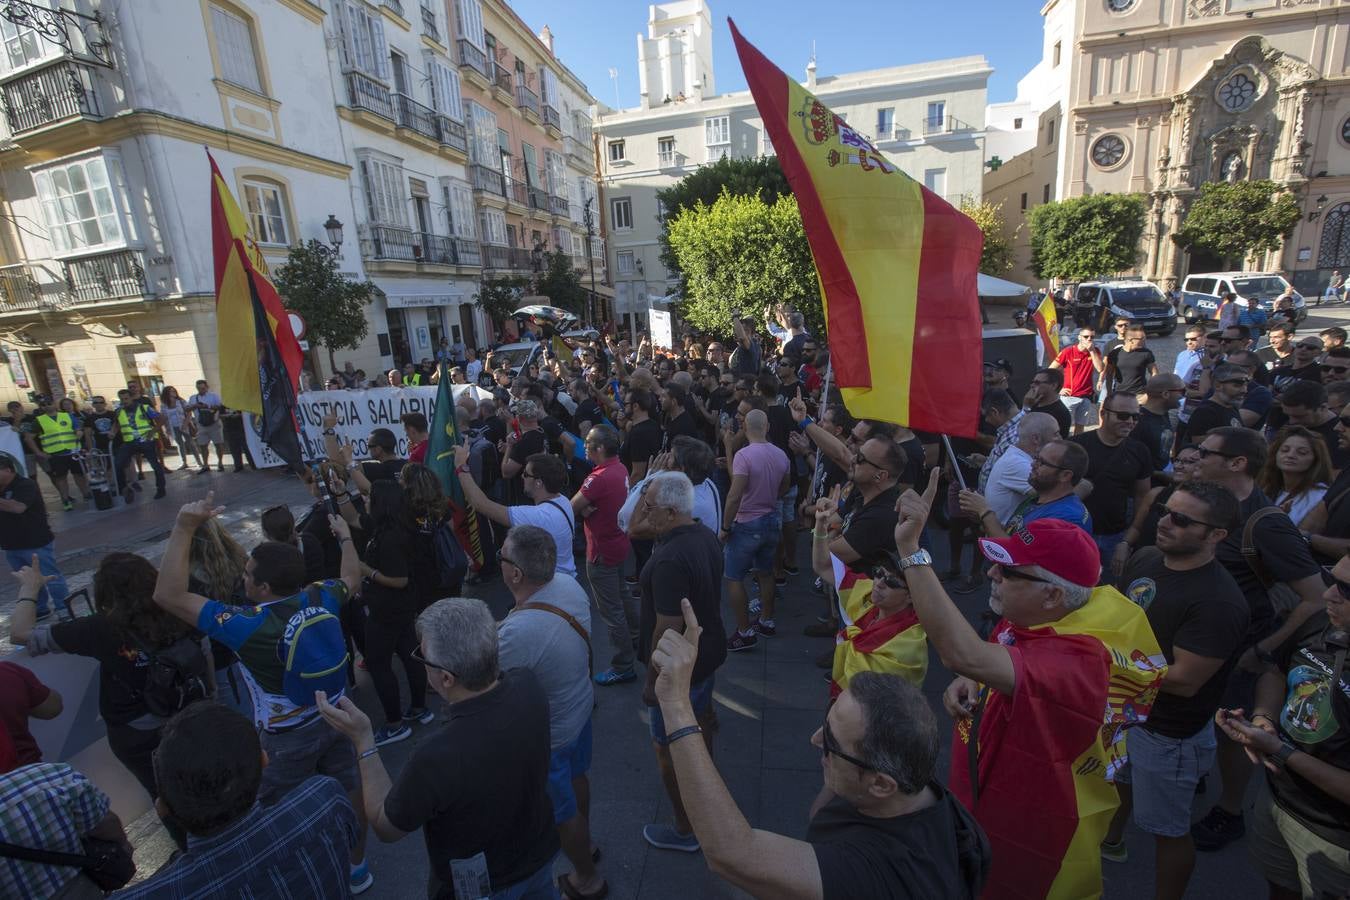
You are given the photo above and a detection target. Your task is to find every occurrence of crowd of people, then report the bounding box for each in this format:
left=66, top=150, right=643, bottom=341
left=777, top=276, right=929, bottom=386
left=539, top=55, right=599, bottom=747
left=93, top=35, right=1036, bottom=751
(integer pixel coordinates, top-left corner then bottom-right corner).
left=1, top=302, right=1348, bottom=900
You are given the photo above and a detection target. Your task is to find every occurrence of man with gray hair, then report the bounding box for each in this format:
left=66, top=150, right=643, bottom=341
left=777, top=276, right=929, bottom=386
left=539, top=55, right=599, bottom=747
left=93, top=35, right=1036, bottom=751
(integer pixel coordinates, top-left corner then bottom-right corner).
left=618, top=436, right=724, bottom=536
left=316, top=597, right=559, bottom=898
left=628, top=471, right=727, bottom=853
left=978, top=411, right=1059, bottom=526
left=496, top=525, right=605, bottom=898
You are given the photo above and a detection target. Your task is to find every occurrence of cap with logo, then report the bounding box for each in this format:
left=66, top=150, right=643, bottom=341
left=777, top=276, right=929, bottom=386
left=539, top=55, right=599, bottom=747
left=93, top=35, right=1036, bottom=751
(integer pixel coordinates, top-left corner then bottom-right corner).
left=978, top=518, right=1100, bottom=588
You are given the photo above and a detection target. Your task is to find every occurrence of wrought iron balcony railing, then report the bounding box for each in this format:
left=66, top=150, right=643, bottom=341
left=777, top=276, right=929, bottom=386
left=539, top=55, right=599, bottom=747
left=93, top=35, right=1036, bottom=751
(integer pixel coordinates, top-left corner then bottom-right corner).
left=362, top=224, right=479, bottom=266
left=346, top=70, right=393, bottom=121
left=2, top=58, right=101, bottom=135
left=515, top=83, right=540, bottom=118
left=457, top=40, right=489, bottom=80
left=62, top=249, right=146, bottom=305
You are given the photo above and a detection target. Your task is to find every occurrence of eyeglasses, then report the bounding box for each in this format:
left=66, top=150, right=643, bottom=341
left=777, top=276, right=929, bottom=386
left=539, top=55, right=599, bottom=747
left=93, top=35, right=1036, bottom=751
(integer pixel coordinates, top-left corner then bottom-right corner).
left=1322, top=566, right=1350, bottom=603
left=821, top=718, right=871, bottom=771
left=498, top=554, right=519, bottom=571
left=522, top=470, right=538, bottom=480
left=1157, top=504, right=1218, bottom=530
left=852, top=450, right=885, bottom=471
left=1105, top=408, right=1139, bottom=421
left=992, top=563, right=1053, bottom=584
left=1196, top=445, right=1240, bottom=460
left=411, top=645, right=456, bottom=677
left=1031, top=454, right=1072, bottom=471
left=870, top=566, right=905, bottom=589
left=1184, top=337, right=1201, bottom=343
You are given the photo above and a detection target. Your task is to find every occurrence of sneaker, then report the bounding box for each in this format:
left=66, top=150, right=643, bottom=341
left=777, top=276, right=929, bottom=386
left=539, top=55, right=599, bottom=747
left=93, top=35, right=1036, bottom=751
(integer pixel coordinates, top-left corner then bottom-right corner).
left=373, top=722, right=411, bottom=747
left=784, top=565, right=800, bottom=577
left=121, top=488, right=135, bottom=505
left=349, top=861, right=373, bottom=895
left=624, top=574, right=639, bottom=586
left=61, top=499, right=74, bottom=511
left=753, top=618, right=777, bottom=637
left=153, top=488, right=166, bottom=499
left=748, top=596, right=762, bottom=616
left=197, top=467, right=210, bottom=475
left=803, top=621, right=837, bottom=638
left=593, top=667, right=636, bottom=686
left=642, top=823, right=700, bottom=853
left=1100, top=838, right=1128, bottom=863
left=1192, top=806, right=1244, bottom=851
left=726, top=629, right=758, bottom=652
left=405, top=707, right=435, bottom=725
left=774, top=574, right=788, bottom=587
left=217, top=464, right=224, bottom=472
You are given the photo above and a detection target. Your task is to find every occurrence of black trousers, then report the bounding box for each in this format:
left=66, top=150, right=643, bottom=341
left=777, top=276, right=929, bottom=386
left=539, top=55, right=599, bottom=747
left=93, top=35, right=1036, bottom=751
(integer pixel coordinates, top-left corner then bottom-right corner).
left=113, top=440, right=165, bottom=492
left=364, top=611, right=427, bottom=725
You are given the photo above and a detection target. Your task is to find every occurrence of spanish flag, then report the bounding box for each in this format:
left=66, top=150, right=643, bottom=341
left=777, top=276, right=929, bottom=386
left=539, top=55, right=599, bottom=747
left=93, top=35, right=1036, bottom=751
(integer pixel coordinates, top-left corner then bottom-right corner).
left=730, top=21, right=984, bottom=436
left=1031, top=293, right=1060, bottom=364
left=209, top=151, right=304, bottom=469
left=951, top=586, right=1167, bottom=899
left=829, top=580, right=928, bottom=698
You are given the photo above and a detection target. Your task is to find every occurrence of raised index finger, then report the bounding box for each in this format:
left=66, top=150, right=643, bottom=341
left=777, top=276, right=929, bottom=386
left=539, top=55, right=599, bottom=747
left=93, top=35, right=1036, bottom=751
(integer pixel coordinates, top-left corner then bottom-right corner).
left=921, top=466, right=941, bottom=504
left=680, top=597, right=701, bottom=636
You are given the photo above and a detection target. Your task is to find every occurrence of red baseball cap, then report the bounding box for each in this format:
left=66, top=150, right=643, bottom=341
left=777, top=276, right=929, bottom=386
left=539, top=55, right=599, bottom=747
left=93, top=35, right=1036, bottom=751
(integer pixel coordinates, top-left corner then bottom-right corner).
left=978, top=518, right=1100, bottom=588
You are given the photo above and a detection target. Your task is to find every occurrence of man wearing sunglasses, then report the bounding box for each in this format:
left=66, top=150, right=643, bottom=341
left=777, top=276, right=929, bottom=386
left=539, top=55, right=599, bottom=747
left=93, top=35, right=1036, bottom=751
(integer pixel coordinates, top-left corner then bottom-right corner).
left=1180, top=363, right=1247, bottom=446
left=1104, top=482, right=1248, bottom=894
left=1072, top=392, right=1154, bottom=570
left=1173, top=325, right=1206, bottom=379
left=894, top=475, right=1164, bottom=900
left=1187, top=427, right=1328, bottom=852
left=647, top=598, right=991, bottom=899
left=1051, top=328, right=1105, bottom=436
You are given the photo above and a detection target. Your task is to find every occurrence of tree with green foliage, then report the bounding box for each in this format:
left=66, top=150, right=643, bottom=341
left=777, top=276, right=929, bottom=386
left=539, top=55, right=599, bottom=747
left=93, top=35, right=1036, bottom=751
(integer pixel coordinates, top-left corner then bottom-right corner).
left=960, top=197, right=1017, bottom=274
left=272, top=240, right=377, bottom=371
left=666, top=190, right=822, bottom=337
left=1028, top=193, right=1147, bottom=281
left=1172, top=179, right=1301, bottom=268
left=474, top=275, right=530, bottom=334
left=533, top=251, right=587, bottom=315
left=656, top=156, right=791, bottom=284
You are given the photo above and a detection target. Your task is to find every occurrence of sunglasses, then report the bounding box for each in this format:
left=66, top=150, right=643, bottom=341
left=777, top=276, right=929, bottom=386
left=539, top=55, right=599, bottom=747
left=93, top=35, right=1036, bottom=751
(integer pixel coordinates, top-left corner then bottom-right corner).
left=821, top=718, right=871, bottom=771
left=853, top=450, right=885, bottom=471
left=1105, top=408, right=1139, bottom=421
left=1031, top=454, right=1071, bottom=471
left=1321, top=365, right=1350, bottom=374
left=1196, top=446, right=1240, bottom=460
left=992, top=563, right=1053, bottom=584
left=1322, top=566, right=1350, bottom=603
left=870, top=566, right=904, bottom=589
left=411, top=645, right=456, bottom=677
left=1157, top=504, right=1218, bottom=530
left=1184, top=337, right=1201, bottom=342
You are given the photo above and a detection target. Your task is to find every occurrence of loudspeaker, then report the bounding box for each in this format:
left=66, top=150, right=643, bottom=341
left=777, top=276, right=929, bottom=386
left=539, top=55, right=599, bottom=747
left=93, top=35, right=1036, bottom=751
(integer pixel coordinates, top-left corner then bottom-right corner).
left=982, top=327, right=1039, bottom=402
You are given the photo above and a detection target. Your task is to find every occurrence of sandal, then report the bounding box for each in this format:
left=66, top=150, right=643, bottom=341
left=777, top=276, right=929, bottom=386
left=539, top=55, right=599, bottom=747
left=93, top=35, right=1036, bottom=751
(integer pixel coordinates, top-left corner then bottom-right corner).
left=557, top=873, right=609, bottom=900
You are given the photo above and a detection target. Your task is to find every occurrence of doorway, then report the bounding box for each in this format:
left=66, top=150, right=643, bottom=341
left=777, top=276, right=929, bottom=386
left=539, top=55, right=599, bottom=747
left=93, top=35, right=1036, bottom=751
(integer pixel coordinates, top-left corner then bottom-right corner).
left=459, top=304, right=477, bottom=350
left=385, top=308, right=410, bottom=367
left=27, top=350, right=63, bottom=402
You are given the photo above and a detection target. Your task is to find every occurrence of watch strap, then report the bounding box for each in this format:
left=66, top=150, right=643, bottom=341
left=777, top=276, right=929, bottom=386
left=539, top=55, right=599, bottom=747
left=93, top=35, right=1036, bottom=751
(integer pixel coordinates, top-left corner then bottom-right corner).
left=898, top=550, right=933, bottom=570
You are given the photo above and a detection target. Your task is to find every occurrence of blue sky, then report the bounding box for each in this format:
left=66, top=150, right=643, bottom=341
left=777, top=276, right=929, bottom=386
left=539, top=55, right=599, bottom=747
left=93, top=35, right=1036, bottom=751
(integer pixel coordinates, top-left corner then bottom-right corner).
left=506, top=0, right=1045, bottom=108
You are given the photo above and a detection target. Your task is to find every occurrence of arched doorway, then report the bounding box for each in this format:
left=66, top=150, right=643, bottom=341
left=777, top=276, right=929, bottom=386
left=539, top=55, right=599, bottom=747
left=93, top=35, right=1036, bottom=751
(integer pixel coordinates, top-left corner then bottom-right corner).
left=1319, top=202, right=1350, bottom=271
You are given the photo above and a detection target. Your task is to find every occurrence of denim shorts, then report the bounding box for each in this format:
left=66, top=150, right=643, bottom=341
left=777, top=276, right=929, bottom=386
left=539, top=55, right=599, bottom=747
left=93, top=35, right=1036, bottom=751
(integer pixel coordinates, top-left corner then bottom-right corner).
left=649, top=676, right=715, bottom=746
left=545, top=717, right=593, bottom=824
left=1114, top=723, right=1216, bottom=837
left=723, top=512, right=781, bottom=581
left=258, top=715, right=358, bottom=804
left=777, top=485, right=799, bottom=526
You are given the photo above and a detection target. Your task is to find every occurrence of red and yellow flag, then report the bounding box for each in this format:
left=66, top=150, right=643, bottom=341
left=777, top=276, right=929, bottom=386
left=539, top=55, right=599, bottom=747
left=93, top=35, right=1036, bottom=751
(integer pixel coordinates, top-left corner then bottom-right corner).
left=209, top=151, right=304, bottom=468
left=1031, top=293, right=1060, bottom=364
left=829, top=580, right=928, bottom=698
left=730, top=21, right=984, bottom=436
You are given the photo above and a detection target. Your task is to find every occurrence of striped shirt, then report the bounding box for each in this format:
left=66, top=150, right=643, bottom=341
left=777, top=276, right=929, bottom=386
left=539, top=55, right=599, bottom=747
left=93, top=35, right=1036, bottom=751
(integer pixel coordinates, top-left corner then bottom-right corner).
left=0, top=763, right=110, bottom=899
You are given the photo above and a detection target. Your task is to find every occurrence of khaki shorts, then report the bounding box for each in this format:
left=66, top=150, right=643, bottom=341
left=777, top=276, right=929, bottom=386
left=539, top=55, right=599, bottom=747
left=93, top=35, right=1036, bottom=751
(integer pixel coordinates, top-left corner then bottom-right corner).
left=195, top=421, right=224, bottom=447
left=1249, top=777, right=1350, bottom=898
left=1060, top=395, right=1099, bottom=427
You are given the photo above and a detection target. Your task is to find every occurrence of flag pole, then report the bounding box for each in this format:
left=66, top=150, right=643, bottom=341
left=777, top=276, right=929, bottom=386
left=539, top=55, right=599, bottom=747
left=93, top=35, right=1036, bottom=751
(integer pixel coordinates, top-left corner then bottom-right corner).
left=808, top=362, right=834, bottom=504
left=940, top=434, right=967, bottom=491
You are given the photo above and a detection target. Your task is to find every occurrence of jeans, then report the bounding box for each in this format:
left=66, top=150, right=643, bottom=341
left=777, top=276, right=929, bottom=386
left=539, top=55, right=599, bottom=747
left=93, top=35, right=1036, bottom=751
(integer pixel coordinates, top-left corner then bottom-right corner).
left=586, top=559, right=637, bottom=672
left=259, top=715, right=359, bottom=803
left=170, top=427, right=200, bottom=468
left=114, top=439, right=165, bottom=492
left=364, top=610, right=427, bottom=725
left=490, top=858, right=559, bottom=900
left=5, top=543, right=69, bottom=615
left=723, top=512, right=781, bottom=581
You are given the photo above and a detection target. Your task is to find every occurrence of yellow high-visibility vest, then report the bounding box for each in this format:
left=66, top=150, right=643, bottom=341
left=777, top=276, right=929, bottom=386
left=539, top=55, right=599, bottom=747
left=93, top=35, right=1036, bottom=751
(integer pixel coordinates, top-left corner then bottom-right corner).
left=36, top=412, right=79, bottom=453
left=402, top=373, right=423, bottom=385
left=117, top=404, right=155, bottom=441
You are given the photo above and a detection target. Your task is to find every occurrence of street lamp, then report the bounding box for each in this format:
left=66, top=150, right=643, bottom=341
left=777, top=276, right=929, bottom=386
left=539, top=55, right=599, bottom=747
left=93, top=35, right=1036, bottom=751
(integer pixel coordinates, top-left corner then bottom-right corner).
left=1310, top=195, right=1330, bottom=223
left=322, top=214, right=344, bottom=254
left=582, top=196, right=597, bottom=324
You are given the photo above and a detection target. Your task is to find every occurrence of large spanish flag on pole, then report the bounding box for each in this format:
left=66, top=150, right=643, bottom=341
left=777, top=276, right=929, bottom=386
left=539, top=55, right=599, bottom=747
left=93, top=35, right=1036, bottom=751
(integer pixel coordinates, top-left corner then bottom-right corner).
left=1031, top=292, right=1060, bottom=364
left=209, top=151, right=305, bottom=469
left=730, top=21, right=984, bottom=436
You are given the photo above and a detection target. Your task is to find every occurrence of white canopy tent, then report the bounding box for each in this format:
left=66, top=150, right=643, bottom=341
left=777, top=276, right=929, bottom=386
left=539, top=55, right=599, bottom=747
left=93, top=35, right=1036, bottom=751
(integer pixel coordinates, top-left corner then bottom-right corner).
left=977, top=273, right=1034, bottom=297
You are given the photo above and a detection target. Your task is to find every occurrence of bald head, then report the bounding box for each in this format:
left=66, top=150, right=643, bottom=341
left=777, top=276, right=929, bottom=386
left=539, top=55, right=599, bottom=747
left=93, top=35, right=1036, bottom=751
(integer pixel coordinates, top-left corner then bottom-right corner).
left=1145, top=374, right=1184, bottom=398
left=745, top=408, right=769, bottom=438
left=1015, top=412, right=1059, bottom=453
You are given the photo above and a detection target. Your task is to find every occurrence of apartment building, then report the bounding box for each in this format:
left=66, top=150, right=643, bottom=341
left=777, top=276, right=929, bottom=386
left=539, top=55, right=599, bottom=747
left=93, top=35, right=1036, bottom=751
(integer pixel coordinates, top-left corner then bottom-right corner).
left=594, top=0, right=990, bottom=334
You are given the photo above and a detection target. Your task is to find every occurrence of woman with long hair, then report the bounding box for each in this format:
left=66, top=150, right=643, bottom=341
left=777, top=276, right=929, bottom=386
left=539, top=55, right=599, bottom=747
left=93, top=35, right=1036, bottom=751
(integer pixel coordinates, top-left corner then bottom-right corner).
left=11, top=552, right=203, bottom=846
left=1258, top=426, right=1332, bottom=527
left=359, top=480, right=431, bottom=745
left=160, top=385, right=202, bottom=471
left=188, top=518, right=253, bottom=718
left=399, top=462, right=456, bottom=600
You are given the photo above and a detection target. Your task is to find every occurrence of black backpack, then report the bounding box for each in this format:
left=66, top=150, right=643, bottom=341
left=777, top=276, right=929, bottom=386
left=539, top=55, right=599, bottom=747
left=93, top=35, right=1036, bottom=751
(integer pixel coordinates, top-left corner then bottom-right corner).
left=429, top=517, right=469, bottom=595
left=131, top=633, right=212, bottom=718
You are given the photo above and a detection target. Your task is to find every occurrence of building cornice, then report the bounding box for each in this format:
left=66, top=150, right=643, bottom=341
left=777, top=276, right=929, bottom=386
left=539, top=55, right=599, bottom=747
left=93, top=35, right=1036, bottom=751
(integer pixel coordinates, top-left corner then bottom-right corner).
left=1076, top=4, right=1329, bottom=50
left=275, top=0, right=325, bottom=24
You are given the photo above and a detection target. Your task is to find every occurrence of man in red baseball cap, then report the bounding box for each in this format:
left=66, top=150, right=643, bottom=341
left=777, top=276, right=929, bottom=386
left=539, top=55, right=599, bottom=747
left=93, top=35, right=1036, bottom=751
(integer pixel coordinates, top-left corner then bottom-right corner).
left=892, top=471, right=1166, bottom=900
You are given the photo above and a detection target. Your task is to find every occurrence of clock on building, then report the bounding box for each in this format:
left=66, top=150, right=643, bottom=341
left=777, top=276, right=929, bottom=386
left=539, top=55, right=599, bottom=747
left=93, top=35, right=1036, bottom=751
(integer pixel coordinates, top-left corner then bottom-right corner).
left=1091, top=134, right=1126, bottom=168
left=1342, top=116, right=1350, bottom=144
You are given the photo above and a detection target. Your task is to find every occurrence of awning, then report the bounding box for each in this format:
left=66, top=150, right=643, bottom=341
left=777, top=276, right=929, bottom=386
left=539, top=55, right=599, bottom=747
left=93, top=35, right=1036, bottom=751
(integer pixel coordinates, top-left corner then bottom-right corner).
left=978, top=273, right=1033, bottom=297
left=373, top=276, right=477, bottom=309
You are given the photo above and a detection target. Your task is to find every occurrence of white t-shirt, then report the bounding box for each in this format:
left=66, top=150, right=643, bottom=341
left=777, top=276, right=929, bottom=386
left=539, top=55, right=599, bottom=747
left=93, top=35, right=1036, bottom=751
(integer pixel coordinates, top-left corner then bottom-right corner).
left=986, top=445, right=1034, bottom=526
left=616, top=474, right=722, bottom=535
left=1275, top=485, right=1329, bottom=529
left=508, top=497, right=577, bottom=577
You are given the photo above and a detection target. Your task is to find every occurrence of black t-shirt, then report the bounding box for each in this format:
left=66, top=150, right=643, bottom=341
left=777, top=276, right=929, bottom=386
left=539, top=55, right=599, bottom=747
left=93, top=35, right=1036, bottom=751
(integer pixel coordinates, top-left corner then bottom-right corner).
left=1107, top=347, right=1156, bottom=393
left=383, top=668, right=558, bottom=896
left=766, top=404, right=796, bottom=461
left=509, top=428, right=547, bottom=468
left=573, top=399, right=605, bottom=432
left=621, top=418, right=664, bottom=472
left=1181, top=400, right=1243, bottom=444
left=84, top=410, right=119, bottom=451
left=1029, top=401, right=1071, bottom=440
left=808, top=786, right=989, bottom=900
left=1306, top=415, right=1350, bottom=472
left=0, top=476, right=52, bottom=551
left=840, top=487, right=901, bottom=572
left=1132, top=407, right=1174, bottom=472
left=48, top=615, right=175, bottom=726
left=1318, top=468, right=1350, bottom=564
left=1071, top=432, right=1152, bottom=535
left=1268, top=616, right=1350, bottom=848
left=662, top=411, right=701, bottom=449
left=639, top=524, right=727, bottom=685
left=360, top=522, right=415, bottom=621
left=783, top=332, right=809, bottom=361
left=897, top=437, right=925, bottom=490
left=1215, top=487, right=1321, bottom=640
left=1122, top=549, right=1249, bottom=737
left=728, top=339, right=761, bottom=375
left=359, top=458, right=407, bottom=482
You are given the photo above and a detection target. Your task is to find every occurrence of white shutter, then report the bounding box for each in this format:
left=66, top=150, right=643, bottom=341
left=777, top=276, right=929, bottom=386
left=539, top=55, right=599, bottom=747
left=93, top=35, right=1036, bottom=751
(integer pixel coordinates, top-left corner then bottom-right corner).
left=452, top=182, right=475, bottom=238
left=345, top=2, right=368, bottom=72
left=456, top=0, right=484, bottom=49
left=210, top=5, right=262, bottom=93
left=425, top=54, right=463, bottom=120
left=369, top=14, right=388, bottom=80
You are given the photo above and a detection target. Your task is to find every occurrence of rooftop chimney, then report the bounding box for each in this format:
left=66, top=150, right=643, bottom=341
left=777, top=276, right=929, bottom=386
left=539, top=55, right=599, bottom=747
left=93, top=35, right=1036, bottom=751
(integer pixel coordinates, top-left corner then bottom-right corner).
left=538, top=25, right=554, bottom=55
left=806, top=58, right=816, bottom=90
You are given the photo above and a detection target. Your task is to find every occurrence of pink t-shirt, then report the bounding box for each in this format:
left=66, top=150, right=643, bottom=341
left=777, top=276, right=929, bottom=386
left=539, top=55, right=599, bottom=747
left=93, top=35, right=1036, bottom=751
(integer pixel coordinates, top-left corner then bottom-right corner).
left=732, top=440, right=789, bottom=523
left=580, top=459, right=631, bottom=566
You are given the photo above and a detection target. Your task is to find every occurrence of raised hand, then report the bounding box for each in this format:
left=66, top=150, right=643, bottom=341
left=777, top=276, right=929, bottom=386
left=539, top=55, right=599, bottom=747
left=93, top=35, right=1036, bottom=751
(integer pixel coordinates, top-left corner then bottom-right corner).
left=651, top=598, right=702, bottom=705
left=894, top=468, right=939, bottom=555
left=176, top=492, right=224, bottom=529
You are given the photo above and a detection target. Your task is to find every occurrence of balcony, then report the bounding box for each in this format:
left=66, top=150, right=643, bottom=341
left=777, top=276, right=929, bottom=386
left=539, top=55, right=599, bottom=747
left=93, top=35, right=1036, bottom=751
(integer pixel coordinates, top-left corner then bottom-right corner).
left=515, top=83, right=540, bottom=120
left=549, top=194, right=570, bottom=217
left=361, top=224, right=479, bottom=267
left=63, top=250, right=146, bottom=305
left=457, top=40, right=490, bottom=83
left=492, top=61, right=513, bottom=97
left=419, top=4, right=440, bottom=42
left=564, top=133, right=590, bottom=167
left=436, top=115, right=467, bottom=154
left=383, top=0, right=405, bottom=17
left=505, top=176, right=527, bottom=206
left=527, top=185, right=550, bottom=213
left=508, top=247, right=533, bottom=269
left=542, top=104, right=561, bottom=133
left=922, top=114, right=971, bottom=136
left=479, top=243, right=509, bottom=269
left=0, top=263, right=45, bottom=310
left=345, top=71, right=394, bottom=121
left=2, top=58, right=102, bottom=136
left=658, top=150, right=677, bottom=168
left=470, top=163, right=504, bottom=196
left=393, top=92, right=439, bottom=142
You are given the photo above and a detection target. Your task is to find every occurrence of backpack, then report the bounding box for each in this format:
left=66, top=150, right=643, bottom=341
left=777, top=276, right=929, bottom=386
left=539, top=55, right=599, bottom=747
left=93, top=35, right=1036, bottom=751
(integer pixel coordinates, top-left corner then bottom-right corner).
left=430, top=517, right=469, bottom=595
left=268, top=585, right=350, bottom=707
left=130, top=633, right=212, bottom=718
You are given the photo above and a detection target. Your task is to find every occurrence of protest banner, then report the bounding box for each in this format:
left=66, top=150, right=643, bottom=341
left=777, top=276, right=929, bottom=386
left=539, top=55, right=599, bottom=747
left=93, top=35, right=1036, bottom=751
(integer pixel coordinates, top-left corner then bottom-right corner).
left=244, top=384, right=484, bottom=468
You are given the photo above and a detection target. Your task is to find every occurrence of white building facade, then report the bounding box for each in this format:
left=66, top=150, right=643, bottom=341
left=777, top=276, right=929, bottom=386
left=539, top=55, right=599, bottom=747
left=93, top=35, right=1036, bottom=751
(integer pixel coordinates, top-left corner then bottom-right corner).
left=594, top=0, right=991, bottom=333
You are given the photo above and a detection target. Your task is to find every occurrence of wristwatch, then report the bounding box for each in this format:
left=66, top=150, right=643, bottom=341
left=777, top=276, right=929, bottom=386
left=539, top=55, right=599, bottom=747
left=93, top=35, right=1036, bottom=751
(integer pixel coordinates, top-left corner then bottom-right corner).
left=1271, top=741, right=1297, bottom=769
left=897, top=549, right=933, bottom=571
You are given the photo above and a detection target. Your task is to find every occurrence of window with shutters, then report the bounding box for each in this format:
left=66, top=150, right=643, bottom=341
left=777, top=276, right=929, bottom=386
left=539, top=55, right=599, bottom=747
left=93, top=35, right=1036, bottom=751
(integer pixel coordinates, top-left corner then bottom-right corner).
left=572, top=232, right=585, bottom=258
left=32, top=150, right=138, bottom=256
left=425, top=54, right=464, bottom=120
left=465, top=101, right=499, bottom=168
left=545, top=150, right=565, bottom=196
left=540, top=67, right=560, bottom=108
left=705, top=116, right=730, bottom=160
left=341, top=1, right=388, bottom=80
left=358, top=152, right=408, bottom=226
left=209, top=4, right=264, bottom=94
left=0, top=4, right=58, bottom=73
left=455, top=0, right=485, bottom=49
left=611, top=197, right=633, bottom=231
left=440, top=178, right=476, bottom=238
left=522, top=143, right=539, bottom=186
left=242, top=178, right=290, bottom=245
left=616, top=250, right=634, bottom=275
left=478, top=207, right=507, bottom=245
